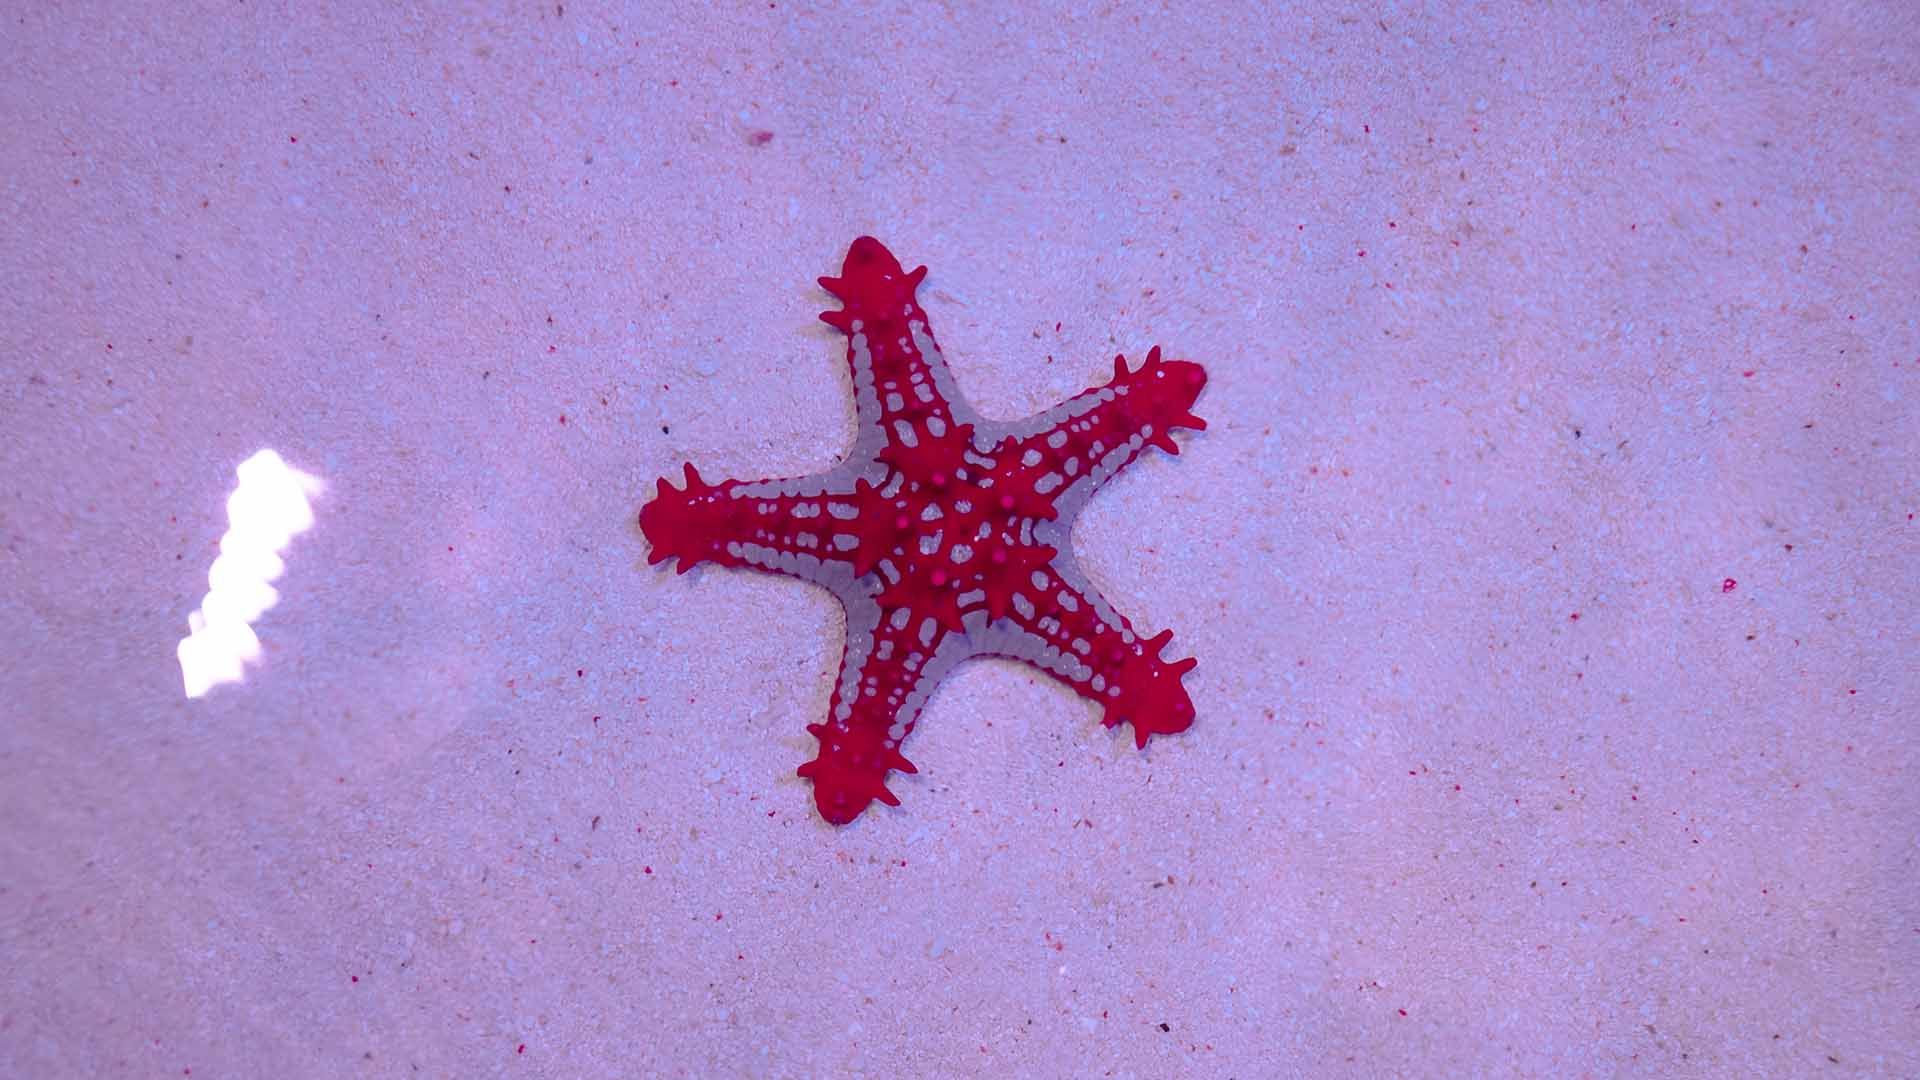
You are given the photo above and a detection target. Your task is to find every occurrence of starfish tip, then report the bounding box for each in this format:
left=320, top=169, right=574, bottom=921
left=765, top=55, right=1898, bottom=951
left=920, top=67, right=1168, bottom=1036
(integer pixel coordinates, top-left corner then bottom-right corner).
left=843, top=235, right=902, bottom=273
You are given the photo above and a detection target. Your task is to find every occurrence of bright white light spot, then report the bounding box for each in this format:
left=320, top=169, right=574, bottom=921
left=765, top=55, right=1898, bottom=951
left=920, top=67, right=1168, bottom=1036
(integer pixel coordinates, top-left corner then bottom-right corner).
left=178, top=449, right=324, bottom=698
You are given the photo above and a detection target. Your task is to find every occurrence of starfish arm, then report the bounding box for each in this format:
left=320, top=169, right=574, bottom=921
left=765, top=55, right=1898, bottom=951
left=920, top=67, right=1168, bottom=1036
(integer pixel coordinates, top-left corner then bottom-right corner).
left=978, top=568, right=1197, bottom=749
left=816, top=237, right=938, bottom=395
left=717, top=476, right=913, bottom=579
left=797, top=592, right=956, bottom=825
left=637, top=464, right=878, bottom=580
left=993, top=347, right=1208, bottom=518
left=818, top=237, right=983, bottom=481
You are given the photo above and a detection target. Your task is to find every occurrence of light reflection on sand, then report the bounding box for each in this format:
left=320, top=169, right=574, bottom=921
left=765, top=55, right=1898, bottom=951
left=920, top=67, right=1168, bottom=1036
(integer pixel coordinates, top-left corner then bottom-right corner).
left=178, top=449, right=324, bottom=698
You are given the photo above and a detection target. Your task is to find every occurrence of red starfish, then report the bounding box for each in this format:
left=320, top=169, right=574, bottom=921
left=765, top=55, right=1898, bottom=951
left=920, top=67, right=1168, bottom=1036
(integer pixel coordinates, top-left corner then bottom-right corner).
left=640, top=237, right=1207, bottom=825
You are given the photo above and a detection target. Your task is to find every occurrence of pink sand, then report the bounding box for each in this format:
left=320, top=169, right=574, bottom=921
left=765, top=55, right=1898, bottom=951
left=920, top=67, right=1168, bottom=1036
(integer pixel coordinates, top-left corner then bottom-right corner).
left=3, top=3, right=1915, bottom=1076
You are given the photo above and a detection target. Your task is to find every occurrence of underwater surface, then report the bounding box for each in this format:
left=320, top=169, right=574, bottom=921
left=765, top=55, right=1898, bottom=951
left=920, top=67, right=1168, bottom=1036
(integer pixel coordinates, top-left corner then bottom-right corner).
left=4, top=3, right=1915, bottom=1076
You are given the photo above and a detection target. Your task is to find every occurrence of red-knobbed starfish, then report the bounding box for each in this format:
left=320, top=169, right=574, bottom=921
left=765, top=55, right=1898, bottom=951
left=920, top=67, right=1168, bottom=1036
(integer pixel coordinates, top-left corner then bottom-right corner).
left=639, top=237, right=1207, bottom=825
